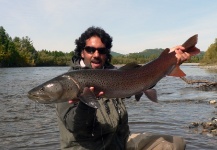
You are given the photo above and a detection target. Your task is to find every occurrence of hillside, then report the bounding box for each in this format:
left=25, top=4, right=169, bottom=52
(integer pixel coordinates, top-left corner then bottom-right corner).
left=111, top=48, right=205, bottom=64
left=113, top=48, right=205, bottom=58
left=111, top=51, right=123, bottom=57
left=112, top=48, right=164, bottom=57
left=130, top=48, right=164, bottom=57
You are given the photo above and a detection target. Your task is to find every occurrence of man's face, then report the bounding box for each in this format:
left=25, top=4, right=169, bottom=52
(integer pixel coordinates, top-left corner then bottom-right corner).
left=81, top=36, right=107, bottom=69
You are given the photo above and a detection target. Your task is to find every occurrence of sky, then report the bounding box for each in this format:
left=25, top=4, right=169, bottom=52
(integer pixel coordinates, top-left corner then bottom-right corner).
left=1, top=0, right=217, bottom=54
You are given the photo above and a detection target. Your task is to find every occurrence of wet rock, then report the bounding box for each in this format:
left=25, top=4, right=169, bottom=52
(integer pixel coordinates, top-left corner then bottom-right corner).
left=211, top=117, right=217, bottom=122
left=206, top=133, right=214, bottom=137
left=189, top=122, right=199, bottom=128
left=202, top=121, right=217, bottom=129
left=189, top=118, right=217, bottom=136
left=211, top=129, right=217, bottom=136
left=202, top=129, right=209, bottom=132
left=209, top=100, right=217, bottom=104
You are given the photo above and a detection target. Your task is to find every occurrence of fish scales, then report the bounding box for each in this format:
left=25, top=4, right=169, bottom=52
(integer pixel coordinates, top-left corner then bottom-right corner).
left=70, top=51, right=175, bottom=98
left=27, top=34, right=200, bottom=106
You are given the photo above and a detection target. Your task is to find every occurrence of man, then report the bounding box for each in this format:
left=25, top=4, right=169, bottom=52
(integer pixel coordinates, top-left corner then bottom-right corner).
left=56, top=26, right=189, bottom=150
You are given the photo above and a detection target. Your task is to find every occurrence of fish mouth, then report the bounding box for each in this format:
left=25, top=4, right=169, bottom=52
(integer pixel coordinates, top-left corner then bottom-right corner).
left=27, top=93, right=53, bottom=103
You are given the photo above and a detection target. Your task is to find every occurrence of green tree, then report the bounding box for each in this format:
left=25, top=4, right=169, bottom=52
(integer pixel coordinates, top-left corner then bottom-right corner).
left=200, top=39, right=217, bottom=65
left=0, top=26, right=10, bottom=66
left=35, top=50, right=72, bottom=66
left=14, top=36, right=37, bottom=66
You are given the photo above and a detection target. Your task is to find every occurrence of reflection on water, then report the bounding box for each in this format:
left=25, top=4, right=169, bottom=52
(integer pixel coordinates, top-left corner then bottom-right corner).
left=0, top=65, right=216, bottom=150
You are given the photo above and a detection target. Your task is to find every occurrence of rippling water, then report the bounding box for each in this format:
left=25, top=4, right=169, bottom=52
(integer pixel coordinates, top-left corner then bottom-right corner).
left=0, top=65, right=216, bottom=150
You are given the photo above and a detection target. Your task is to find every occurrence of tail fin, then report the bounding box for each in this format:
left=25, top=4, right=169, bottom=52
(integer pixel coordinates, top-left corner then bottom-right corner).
left=186, top=46, right=200, bottom=56
left=182, top=34, right=198, bottom=49
left=182, top=34, right=200, bottom=56
left=168, top=34, right=200, bottom=77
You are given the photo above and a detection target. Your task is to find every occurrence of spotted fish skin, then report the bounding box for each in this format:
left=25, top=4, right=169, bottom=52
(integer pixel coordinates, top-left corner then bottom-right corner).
left=28, top=35, right=200, bottom=107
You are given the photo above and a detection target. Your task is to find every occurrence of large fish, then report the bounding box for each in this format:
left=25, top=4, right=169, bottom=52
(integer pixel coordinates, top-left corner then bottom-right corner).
left=28, top=34, right=200, bottom=108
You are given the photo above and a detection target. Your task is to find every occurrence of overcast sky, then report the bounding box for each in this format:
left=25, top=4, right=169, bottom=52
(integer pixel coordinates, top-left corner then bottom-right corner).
left=1, top=0, right=217, bottom=54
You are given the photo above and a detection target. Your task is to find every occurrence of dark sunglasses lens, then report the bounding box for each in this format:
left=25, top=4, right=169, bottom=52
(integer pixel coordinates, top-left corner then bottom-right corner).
left=85, top=47, right=107, bottom=54
left=98, top=48, right=107, bottom=54
left=85, top=47, right=95, bottom=54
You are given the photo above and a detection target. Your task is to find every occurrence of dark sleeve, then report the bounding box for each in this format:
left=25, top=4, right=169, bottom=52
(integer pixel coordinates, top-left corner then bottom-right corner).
left=56, top=64, right=98, bottom=135
left=56, top=101, right=96, bottom=135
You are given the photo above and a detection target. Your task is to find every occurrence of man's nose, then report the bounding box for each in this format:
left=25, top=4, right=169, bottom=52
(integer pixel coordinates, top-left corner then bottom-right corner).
left=93, top=50, right=100, bottom=57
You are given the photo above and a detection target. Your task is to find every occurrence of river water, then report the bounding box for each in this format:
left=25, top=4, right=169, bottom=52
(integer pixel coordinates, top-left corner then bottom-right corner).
left=0, top=64, right=216, bottom=150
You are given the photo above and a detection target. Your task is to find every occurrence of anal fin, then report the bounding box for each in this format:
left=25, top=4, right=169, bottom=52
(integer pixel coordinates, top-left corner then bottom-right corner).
left=168, top=66, right=186, bottom=77
left=144, top=89, right=158, bottom=103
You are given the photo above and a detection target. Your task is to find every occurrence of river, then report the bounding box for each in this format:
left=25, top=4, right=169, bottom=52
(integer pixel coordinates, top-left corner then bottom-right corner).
left=0, top=64, right=216, bottom=150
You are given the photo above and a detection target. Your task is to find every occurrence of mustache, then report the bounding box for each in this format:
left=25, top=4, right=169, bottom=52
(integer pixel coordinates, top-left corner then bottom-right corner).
left=91, top=58, right=102, bottom=63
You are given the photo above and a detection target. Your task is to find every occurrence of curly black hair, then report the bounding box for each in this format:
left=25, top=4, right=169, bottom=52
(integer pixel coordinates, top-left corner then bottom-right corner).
left=72, top=26, right=113, bottom=64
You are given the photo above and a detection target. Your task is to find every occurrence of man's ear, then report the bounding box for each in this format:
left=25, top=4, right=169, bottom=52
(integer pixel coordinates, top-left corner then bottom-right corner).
left=81, top=50, right=84, bottom=58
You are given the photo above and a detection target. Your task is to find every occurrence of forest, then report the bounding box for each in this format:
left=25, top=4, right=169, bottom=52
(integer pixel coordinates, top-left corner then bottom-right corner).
left=0, top=26, right=216, bottom=67
left=0, top=26, right=72, bottom=67
left=200, top=38, right=217, bottom=65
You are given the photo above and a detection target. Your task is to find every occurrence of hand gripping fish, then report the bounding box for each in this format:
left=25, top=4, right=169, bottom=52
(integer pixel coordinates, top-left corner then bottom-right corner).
left=28, top=34, right=200, bottom=108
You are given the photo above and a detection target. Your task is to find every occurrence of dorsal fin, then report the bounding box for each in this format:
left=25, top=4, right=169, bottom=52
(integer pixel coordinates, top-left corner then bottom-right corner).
left=119, top=62, right=142, bottom=70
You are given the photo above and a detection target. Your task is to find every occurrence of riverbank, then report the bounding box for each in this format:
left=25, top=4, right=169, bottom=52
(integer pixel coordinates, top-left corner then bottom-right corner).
left=182, top=63, right=217, bottom=70
left=199, top=65, right=217, bottom=70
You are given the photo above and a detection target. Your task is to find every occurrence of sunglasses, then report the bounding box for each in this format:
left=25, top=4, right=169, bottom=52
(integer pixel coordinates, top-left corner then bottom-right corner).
left=84, top=46, right=108, bottom=54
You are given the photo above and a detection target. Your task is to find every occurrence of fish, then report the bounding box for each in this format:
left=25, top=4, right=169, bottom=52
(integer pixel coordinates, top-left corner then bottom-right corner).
left=27, top=34, right=200, bottom=108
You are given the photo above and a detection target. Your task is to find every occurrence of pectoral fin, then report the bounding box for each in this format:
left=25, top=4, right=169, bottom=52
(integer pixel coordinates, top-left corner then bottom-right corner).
left=144, top=89, right=158, bottom=103
left=79, top=87, right=100, bottom=109
left=135, top=92, right=143, bottom=101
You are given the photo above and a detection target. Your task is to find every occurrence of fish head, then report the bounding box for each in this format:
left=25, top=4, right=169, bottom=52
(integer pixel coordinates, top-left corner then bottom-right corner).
left=28, top=75, right=80, bottom=103
left=28, top=80, right=63, bottom=103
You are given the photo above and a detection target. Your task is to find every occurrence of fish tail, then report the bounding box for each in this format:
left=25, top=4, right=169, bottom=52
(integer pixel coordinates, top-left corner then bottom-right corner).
left=186, top=46, right=200, bottom=56
left=182, top=34, right=198, bottom=49
left=182, top=34, right=200, bottom=56
left=168, top=34, right=200, bottom=77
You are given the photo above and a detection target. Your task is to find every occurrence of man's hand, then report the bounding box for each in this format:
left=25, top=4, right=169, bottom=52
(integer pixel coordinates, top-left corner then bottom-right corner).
left=68, top=87, right=104, bottom=104
left=170, top=45, right=191, bottom=64
left=89, top=87, right=104, bottom=97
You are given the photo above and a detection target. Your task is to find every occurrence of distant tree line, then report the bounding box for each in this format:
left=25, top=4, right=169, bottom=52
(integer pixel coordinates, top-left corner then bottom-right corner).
left=35, top=50, right=73, bottom=66
left=200, top=38, right=217, bottom=65
left=111, top=50, right=163, bottom=64
left=111, top=49, right=204, bottom=65
left=0, top=26, right=72, bottom=67
left=0, top=26, right=216, bottom=67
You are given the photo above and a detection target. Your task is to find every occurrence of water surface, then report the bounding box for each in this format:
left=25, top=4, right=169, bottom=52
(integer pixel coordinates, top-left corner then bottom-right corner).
left=0, top=65, right=216, bottom=150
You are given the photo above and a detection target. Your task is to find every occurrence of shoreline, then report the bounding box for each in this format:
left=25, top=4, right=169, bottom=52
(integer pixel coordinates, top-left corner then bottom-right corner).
left=199, top=64, right=217, bottom=70
left=182, top=63, right=199, bottom=66
left=182, top=63, right=217, bottom=70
